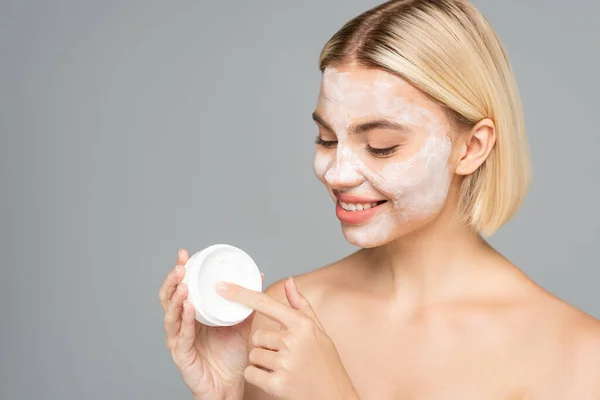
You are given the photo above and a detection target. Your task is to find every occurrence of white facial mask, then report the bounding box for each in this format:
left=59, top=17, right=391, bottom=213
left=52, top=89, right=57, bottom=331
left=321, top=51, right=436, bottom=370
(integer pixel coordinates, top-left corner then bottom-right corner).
left=313, top=66, right=453, bottom=247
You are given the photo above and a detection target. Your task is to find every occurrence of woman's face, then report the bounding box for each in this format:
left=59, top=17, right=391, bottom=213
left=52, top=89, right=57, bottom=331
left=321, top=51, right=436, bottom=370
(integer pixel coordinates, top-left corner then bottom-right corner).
left=312, top=64, right=458, bottom=248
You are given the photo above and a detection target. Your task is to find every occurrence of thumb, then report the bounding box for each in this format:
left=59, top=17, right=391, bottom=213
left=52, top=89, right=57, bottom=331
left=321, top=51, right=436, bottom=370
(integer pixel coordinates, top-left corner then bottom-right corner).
left=284, top=277, right=324, bottom=329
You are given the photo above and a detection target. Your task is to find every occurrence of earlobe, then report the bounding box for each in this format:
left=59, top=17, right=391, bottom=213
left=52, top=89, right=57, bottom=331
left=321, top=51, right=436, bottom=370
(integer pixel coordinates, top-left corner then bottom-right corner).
left=455, top=118, right=496, bottom=176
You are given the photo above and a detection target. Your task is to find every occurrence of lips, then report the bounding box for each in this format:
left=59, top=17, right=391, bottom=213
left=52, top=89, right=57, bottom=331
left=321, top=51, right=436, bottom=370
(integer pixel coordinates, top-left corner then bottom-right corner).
left=338, top=199, right=385, bottom=211
left=334, top=192, right=386, bottom=204
left=332, top=191, right=388, bottom=225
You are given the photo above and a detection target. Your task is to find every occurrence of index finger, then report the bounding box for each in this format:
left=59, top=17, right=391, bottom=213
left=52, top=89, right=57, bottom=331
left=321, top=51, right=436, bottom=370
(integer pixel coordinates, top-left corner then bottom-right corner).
left=216, top=282, right=298, bottom=328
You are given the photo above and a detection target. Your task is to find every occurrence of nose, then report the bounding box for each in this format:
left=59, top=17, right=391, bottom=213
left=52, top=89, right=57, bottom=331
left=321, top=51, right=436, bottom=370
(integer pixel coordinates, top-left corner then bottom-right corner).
left=324, top=145, right=364, bottom=189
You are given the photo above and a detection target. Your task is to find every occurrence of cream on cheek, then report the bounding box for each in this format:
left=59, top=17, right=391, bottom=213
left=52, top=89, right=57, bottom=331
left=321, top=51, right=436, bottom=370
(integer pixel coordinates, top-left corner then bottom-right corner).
left=312, top=67, right=453, bottom=246
left=360, top=119, right=452, bottom=220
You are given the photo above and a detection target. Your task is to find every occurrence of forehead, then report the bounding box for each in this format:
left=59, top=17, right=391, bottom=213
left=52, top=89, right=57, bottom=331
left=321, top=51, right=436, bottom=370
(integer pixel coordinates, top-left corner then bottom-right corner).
left=316, top=65, right=441, bottom=118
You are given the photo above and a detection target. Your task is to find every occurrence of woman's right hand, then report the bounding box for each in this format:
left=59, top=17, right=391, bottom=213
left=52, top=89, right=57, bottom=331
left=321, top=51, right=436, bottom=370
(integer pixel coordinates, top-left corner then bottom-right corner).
left=159, top=249, right=263, bottom=400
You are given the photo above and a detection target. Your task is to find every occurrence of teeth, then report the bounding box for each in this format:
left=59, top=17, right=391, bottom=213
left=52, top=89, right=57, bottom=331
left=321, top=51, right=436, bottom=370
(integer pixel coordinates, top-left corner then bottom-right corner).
left=339, top=200, right=380, bottom=212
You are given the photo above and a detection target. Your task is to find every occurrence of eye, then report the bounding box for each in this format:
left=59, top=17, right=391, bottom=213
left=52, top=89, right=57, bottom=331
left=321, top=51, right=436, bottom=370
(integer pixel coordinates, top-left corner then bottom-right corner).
left=315, top=136, right=338, bottom=149
left=367, top=145, right=400, bottom=157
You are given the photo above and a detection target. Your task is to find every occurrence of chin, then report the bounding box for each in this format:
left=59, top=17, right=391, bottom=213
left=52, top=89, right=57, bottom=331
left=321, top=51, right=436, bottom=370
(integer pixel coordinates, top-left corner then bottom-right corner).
left=340, top=209, right=442, bottom=248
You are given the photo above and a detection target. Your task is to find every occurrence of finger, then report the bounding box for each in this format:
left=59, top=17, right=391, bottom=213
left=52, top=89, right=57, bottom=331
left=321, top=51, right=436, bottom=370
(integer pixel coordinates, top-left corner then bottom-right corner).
left=158, top=264, right=186, bottom=312
left=216, top=282, right=300, bottom=329
left=164, top=283, right=187, bottom=348
left=244, top=365, right=275, bottom=394
left=252, top=329, right=284, bottom=351
left=248, top=348, right=279, bottom=372
left=177, top=248, right=189, bottom=265
left=174, top=299, right=196, bottom=358
left=284, top=277, right=324, bottom=329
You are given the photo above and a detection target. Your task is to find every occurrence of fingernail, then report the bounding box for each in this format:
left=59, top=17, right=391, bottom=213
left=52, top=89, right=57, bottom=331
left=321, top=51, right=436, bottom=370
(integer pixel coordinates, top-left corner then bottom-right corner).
left=216, top=281, right=228, bottom=293
left=178, top=248, right=183, bottom=255
left=289, top=276, right=297, bottom=290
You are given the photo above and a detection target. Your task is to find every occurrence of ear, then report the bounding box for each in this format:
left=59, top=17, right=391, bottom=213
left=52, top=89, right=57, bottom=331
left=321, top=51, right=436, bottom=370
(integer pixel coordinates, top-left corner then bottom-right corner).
left=455, top=118, right=496, bottom=176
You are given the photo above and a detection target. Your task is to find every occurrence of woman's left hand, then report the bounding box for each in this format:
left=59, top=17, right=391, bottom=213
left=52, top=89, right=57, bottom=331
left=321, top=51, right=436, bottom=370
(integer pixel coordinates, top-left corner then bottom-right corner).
left=215, top=276, right=360, bottom=400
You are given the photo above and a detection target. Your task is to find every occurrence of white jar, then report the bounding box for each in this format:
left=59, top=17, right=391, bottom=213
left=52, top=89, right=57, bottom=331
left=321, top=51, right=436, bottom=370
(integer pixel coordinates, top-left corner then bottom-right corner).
left=182, top=244, right=262, bottom=326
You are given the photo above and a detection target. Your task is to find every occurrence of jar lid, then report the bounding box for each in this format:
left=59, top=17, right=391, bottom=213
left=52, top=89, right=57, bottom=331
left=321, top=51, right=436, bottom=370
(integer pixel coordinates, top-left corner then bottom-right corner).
left=184, top=244, right=262, bottom=326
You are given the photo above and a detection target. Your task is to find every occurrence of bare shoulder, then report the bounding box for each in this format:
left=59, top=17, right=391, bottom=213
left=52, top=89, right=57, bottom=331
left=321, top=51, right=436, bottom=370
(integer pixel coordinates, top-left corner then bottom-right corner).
left=560, top=300, right=600, bottom=395
left=535, top=286, right=600, bottom=346
left=532, top=288, right=600, bottom=396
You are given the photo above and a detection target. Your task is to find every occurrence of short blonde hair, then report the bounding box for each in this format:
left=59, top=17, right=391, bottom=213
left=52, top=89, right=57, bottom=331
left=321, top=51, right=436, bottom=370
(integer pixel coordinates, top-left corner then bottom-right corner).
left=319, top=0, right=531, bottom=236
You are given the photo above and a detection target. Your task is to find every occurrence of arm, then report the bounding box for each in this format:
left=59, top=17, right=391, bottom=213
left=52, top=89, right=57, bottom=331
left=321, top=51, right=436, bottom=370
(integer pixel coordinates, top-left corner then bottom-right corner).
left=573, top=328, right=600, bottom=398
left=560, top=315, right=600, bottom=399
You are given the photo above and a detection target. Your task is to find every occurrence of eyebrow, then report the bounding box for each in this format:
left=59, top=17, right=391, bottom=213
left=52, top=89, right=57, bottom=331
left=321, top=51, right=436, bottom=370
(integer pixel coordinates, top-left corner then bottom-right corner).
left=311, top=111, right=410, bottom=134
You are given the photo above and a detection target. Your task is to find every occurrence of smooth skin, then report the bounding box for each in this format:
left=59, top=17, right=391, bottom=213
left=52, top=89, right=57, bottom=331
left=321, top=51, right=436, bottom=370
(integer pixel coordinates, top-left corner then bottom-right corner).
left=162, top=247, right=600, bottom=400
left=160, top=65, right=600, bottom=399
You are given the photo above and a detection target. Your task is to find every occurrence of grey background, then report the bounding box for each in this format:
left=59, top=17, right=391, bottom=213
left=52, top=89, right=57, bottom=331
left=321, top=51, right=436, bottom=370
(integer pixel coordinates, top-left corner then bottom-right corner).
left=1, top=0, right=598, bottom=399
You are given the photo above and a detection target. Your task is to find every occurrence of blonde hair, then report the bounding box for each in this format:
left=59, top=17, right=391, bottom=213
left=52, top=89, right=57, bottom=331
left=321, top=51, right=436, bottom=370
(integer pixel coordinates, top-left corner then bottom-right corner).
left=319, top=0, right=530, bottom=236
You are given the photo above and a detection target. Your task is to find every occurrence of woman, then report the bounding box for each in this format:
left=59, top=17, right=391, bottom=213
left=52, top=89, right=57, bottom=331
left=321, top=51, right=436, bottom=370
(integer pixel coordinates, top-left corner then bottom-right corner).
left=158, top=0, right=600, bottom=398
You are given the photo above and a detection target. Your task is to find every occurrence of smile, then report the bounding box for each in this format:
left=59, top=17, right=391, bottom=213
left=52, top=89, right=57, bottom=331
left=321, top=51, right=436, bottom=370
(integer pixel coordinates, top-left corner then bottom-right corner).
left=335, top=199, right=388, bottom=225
left=338, top=200, right=387, bottom=212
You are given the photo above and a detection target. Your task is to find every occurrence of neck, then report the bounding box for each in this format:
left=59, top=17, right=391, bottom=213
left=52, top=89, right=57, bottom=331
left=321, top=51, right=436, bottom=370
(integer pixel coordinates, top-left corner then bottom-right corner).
left=359, top=202, right=499, bottom=309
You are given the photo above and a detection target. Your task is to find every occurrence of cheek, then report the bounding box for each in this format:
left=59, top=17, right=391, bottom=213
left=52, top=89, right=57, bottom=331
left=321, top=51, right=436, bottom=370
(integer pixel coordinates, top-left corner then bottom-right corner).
left=372, top=162, right=420, bottom=195
left=313, top=151, right=332, bottom=183
left=367, top=137, right=453, bottom=205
